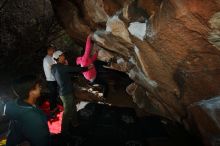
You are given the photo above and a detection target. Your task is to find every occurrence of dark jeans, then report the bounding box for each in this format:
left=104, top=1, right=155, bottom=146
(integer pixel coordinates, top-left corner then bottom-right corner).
left=47, top=81, right=58, bottom=110
left=60, top=94, right=78, bottom=136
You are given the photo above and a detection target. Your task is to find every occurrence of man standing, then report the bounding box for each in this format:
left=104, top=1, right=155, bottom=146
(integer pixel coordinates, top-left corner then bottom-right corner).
left=51, top=50, right=91, bottom=138
left=43, top=45, right=58, bottom=112
left=0, top=75, right=50, bottom=146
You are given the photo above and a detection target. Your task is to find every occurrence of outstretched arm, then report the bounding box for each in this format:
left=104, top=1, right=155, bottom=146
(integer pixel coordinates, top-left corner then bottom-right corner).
left=64, top=65, right=88, bottom=73
left=83, top=35, right=92, bottom=59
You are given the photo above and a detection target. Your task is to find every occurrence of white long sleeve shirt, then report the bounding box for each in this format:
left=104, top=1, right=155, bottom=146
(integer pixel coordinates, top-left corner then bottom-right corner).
left=43, top=55, right=56, bottom=81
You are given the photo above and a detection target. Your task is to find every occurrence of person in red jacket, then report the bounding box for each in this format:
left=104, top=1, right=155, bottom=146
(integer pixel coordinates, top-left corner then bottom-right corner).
left=76, top=34, right=108, bottom=98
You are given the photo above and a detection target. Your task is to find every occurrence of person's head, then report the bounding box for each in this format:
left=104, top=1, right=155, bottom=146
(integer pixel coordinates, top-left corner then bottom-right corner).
left=47, top=45, right=55, bottom=56
left=12, top=75, right=42, bottom=101
left=53, top=50, right=65, bottom=64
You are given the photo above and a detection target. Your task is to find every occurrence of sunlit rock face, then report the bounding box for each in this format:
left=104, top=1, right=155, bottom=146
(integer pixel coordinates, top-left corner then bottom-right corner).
left=51, top=0, right=220, bottom=144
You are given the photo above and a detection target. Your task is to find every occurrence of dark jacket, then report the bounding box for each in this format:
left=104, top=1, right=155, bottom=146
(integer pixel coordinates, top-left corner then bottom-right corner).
left=2, top=99, right=50, bottom=146
left=51, top=63, right=88, bottom=96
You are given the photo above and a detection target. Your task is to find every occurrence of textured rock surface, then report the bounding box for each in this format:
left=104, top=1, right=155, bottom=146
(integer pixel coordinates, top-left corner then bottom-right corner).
left=0, top=0, right=69, bottom=74
left=188, top=96, right=220, bottom=146
left=50, top=0, right=220, bottom=144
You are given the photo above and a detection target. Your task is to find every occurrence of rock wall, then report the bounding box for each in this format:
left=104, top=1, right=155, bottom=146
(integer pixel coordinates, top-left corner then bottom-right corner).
left=0, top=0, right=70, bottom=75
left=50, top=0, right=220, bottom=145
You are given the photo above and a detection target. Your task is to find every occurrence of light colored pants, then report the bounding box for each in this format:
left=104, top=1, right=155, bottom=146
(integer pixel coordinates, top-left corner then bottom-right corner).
left=60, top=94, right=78, bottom=135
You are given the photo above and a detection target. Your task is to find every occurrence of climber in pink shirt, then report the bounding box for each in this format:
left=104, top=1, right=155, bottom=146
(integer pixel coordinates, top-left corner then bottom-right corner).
left=76, top=34, right=108, bottom=98
left=76, top=34, right=98, bottom=82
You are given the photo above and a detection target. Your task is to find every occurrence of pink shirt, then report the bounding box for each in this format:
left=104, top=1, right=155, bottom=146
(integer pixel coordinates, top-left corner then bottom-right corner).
left=76, top=36, right=98, bottom=81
